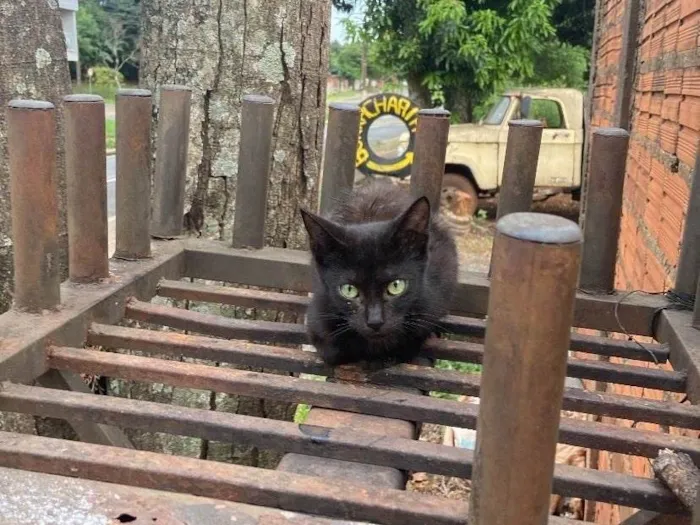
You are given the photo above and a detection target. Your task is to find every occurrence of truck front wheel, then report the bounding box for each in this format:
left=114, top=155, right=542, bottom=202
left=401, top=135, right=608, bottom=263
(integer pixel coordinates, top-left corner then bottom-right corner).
left=440, top=172, right=479, bottom=228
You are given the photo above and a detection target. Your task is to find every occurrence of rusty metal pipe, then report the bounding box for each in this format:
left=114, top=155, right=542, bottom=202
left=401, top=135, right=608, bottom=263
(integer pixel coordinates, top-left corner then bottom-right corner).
left=469, top=212, right=582, bottom=525
left=231, top=95, right=275, bottom=249
left=7, top=100, right=61, bottom=311
left=319, top=103, right=361, bottom=214
left=674, top=152, right=700, bottom=297
left=151, top=85, right=192, bottom=239
left=410, top=108, right=451, bottom=212
left=63, top=95, right=109, bottom=282
left=579, top=128, right=630, bottom=293
left=115, top=89, right=152, bottom=259
left=495, top=119, right=544, bottom=221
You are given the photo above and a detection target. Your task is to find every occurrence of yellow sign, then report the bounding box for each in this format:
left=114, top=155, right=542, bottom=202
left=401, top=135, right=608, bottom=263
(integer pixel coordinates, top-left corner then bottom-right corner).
left=356, top=93, right=420, bottom=178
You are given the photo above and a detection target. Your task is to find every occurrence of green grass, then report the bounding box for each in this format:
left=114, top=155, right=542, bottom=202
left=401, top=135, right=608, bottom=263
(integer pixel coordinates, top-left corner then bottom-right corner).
left=105, top=118, right=115, bottom=151
left=71, top=81, right=139, bottom=103
left=431, top=359, right=482, bottom=400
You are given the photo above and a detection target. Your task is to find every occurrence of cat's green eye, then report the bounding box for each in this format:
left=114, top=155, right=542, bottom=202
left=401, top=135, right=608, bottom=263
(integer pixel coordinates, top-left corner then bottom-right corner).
left=386, top=279, right=408, bottom=296
left=339, top=284, right=359, bottom=299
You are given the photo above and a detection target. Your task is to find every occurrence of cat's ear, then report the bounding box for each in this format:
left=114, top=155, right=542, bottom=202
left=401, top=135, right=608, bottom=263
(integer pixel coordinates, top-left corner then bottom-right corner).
left=300, top=208, right=347, bottom=256
left=394, top=196, right=431, bottom=236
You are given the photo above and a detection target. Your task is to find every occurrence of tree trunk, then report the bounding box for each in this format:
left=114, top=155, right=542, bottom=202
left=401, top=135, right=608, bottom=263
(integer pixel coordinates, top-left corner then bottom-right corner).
left=120, top=0, right=330, bottom=468
left=361, top=41, right=368, bottom=93
left=407, top=73, right=431, bottom=109
left=0, top=0, right=72, bottom=435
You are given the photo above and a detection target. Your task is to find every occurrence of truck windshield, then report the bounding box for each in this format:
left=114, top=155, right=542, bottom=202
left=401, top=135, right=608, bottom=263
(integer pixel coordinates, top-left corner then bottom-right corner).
left=483, top=96, right=511, bottom=125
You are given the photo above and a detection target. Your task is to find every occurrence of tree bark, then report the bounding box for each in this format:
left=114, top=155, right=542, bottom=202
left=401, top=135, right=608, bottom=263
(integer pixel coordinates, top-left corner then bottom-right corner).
left=119, top=0, right=330, bottom=468
left=0, top=0, right=72, bottom=435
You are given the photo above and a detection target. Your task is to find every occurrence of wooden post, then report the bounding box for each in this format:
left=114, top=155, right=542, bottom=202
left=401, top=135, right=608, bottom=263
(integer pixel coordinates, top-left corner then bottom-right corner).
left=469, top=212, right=582, bottom=525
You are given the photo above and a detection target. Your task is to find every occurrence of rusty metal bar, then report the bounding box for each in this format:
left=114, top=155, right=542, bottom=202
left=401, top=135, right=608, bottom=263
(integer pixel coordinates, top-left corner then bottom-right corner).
left=0, top=240, right=185, bottom=384
left=63, top=95, right=109, bottom=282
left=156, top=277, right=670, bottom=362
left=183, top=242, right=670, bottom=336
left=0, top=383, right=464, bottom=480
left=410, top=108, right=451, bottom=212
left=54, top=341, right=700, bottom=460
left=319, top=103, right=361, bottom=215
left=158, top=278, right=309, bottom=312
left=579, top=128, right=630, bottom=293
left=231, top=95, right=275, bottom=249
left=495, top=120, right=544, bottom=221
left=469, top=212, right=582, bottom=525
left=424, top=338, right=684, bottom=392
left=129, top=295, right=676, bottom=387
left=675, top=153, right=700, bottom=297
left=0, top=382, right=685, bottom=513
left=151, top=85, right=192, bottom=239
left=0, top=430, right=468, bottom=525
left=6, top=100, right=61, bottom=311
left=115, top=89, right=152, bottom=259
left=656, top=309, right=700, bottom=403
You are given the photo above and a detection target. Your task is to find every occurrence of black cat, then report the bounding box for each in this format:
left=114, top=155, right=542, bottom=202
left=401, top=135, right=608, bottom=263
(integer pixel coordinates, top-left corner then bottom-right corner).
left=300, top=181, right=459, bottom=368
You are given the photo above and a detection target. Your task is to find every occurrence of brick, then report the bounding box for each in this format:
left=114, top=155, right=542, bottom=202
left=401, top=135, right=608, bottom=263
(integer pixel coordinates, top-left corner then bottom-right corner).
left=661, top=94, right=682, bottom=120
left=650, top=32, right=664, bottom=58
left=666, top=0, right=681, bottom=23
left=680, top=0, right=699, bottom=18
left=650, top=92, right=664, bottom=114
left=663, top=21, right=680, bottom=52
left=639, top=72, right=654, bottom=92
left=658, top=217, right=682, bottom=265
left=663, top=172, right=691, bottom=230
left=677, top=10, right=700, bottom=51
left=644, top=251, right=668, bottom=292
left=665, top=69, right=684, bottom=94
left=639, top=92, right=652, bottom=112
left=677, top=126, right=699, bottom=166
left=647, top=115, right=662, bottom=139
left=659, top=121, right=680, bottom=153
left=683, top=68, right=700, bottom=97
left=679, top=96, right=700, bottom=130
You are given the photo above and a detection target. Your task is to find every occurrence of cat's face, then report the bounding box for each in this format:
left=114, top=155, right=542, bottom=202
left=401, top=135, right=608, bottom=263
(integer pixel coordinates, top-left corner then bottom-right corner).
left=300, top=198, right=431, bottom=341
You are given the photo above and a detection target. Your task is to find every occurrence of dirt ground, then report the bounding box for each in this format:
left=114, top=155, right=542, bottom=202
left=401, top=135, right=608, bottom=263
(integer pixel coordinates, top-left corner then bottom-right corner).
left=407, top=193, right=582, bottom=503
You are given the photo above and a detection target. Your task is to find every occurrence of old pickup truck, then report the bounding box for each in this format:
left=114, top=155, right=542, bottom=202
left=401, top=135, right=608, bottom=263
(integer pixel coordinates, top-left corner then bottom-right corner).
left=394, top=88, right=585, bottom=225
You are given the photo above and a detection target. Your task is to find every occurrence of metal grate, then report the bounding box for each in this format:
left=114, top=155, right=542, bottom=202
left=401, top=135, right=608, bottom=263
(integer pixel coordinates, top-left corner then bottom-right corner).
left=0, top=88, right=697, bottom=525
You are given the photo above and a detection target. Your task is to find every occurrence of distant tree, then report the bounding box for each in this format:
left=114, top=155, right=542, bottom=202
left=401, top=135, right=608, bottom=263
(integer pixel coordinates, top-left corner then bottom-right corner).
left=76, top=0, right=109, bottom=70
left=101, top=0, right=140, bottom=86
left=553, top=0, right=595, bottom=48
left=354, top=0, right=559, bottom=121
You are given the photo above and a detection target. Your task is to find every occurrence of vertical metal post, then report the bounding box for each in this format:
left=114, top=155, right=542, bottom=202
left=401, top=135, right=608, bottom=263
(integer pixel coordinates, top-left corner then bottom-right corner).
left=410, top=108, right=451, bottom=213
left=151, top=85, right=192, bottom=239
left=495, top=120, right=544, bottom=221
left=319, top=103, right=360, bottom=215
left=674, top=153, right=700, bottom=297
left=232, top=95, right=275, bottom=249
left=469, top=212, right=581, bottom=525
left=115, top=89, right=152, bottom=260
left=6, top=100, right=61, bottom=311
left=579, top=128, right=630, bottom=293
left=63, top=95, right=109, bottom=282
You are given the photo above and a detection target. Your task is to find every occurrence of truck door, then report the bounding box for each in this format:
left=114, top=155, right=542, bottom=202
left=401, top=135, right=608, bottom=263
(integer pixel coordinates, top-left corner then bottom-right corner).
left=529, top=98, right=577, bottom=187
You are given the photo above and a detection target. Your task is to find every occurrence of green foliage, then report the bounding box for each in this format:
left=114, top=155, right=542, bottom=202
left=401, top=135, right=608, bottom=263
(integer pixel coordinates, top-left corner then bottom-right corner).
left=75, top=0, right=140, bottom=79
left=353, top=0, right=592, bottom=122
left=105, top=118, right=116, bottom=150
left=330, top=39, right=392, bottom=82
left=357, top=0, right=559, bottom=121
left=91, top=65, right=124, bottom=86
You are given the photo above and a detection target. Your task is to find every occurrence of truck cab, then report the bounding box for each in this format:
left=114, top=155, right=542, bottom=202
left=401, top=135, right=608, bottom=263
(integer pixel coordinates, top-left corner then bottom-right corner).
left=413, top=88, right=585, bottom=222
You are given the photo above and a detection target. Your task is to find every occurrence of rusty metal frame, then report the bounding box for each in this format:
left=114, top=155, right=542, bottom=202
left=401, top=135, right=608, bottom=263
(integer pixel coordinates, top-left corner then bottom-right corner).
left=1, top=89, right=698, bottom=525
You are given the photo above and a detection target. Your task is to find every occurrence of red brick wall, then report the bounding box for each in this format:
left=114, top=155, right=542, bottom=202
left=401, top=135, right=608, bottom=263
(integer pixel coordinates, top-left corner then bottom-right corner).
left=586, top=0, right=698, bottom=522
